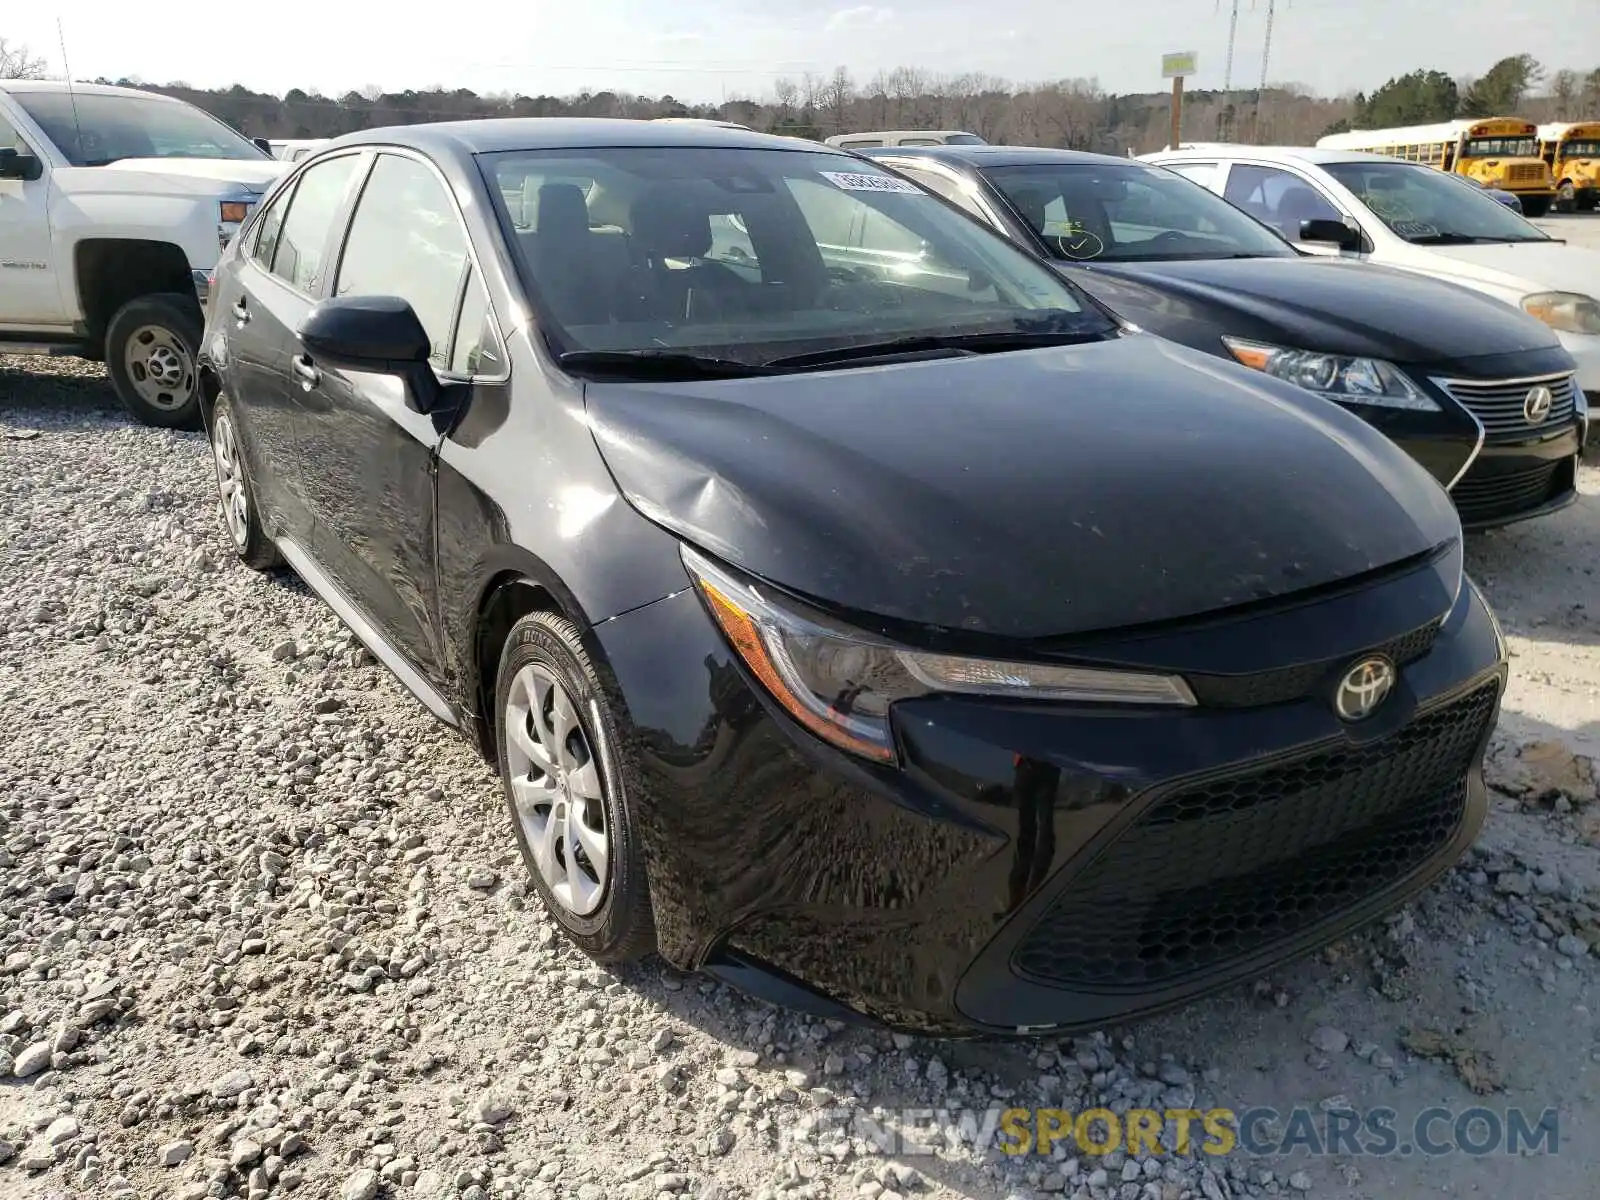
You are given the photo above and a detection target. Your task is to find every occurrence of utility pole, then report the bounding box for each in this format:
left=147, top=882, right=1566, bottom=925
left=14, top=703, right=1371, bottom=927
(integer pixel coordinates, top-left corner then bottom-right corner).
left=1217, top=0, right=1240, bottom=138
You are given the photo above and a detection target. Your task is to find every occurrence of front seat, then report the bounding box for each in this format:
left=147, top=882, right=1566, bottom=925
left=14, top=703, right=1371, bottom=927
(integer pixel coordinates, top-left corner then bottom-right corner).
left=619, top=186, right=748, bottom=323
left=529, top=183, right=610, bottom=325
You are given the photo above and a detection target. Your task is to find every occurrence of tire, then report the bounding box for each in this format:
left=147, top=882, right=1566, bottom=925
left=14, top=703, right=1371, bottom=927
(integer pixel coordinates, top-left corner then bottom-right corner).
left=105, top=292, right=205, bottom=430
left=208, top=393, right=282, bottom=571
left=1521, top=195, right=1552, bottom=219
left=495, top=611, right=656, bottom=963
left=1555, top=182, right=1576, bottom=214
left=1579, top=193, right=1599, bottom=213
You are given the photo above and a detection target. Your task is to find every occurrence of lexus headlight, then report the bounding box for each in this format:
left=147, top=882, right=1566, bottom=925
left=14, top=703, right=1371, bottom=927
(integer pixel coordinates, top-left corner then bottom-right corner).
left=682, top=546, right=1196, bottom=764
left=1521, top=292, right=1600, bottom=335
left=1222, top=338, right=1439, bottom=411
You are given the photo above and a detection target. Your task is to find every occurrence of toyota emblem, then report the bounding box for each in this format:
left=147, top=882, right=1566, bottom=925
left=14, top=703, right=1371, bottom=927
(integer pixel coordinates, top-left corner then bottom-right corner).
left=1523, top=385, right=1554, bottom=424
left=1335, top=656, right=1396, bottom=722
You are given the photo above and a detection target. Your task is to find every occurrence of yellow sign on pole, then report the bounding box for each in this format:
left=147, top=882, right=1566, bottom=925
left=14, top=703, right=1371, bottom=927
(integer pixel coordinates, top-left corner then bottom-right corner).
left=1161, top=51, right=1198, bottom=79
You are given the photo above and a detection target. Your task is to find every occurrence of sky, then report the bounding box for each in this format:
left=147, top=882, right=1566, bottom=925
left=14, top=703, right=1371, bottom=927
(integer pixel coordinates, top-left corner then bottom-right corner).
left=7, top=0, right=1599, bottom=104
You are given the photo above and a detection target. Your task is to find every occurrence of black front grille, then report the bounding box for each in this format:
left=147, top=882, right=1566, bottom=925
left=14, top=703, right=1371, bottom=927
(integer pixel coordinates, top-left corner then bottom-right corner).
left=1013, top=681, right=1499, bottom=990
left=1186, top=619, right=1440, bottom=709
left=1452, top=458, right=1569, bottom=524
left=1435, top=373, right=1578, bottom=443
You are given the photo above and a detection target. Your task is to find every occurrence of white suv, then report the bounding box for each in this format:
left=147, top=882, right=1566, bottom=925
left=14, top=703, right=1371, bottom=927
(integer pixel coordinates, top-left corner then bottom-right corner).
left=0, top=80, right=285, bottom=427
left=1143, top=145, right=1600, bottom=405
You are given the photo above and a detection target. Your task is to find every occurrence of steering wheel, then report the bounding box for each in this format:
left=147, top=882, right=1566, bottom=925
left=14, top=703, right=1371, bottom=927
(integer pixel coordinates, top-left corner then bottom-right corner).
left=1150, top=231, right=1190, bottom=244
left=827, top=265, right=863, bottom=284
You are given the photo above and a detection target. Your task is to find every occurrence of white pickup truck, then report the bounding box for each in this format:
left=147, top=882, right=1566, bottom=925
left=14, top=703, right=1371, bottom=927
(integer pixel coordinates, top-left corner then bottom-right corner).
left=0, top=80, right=285, bottom=427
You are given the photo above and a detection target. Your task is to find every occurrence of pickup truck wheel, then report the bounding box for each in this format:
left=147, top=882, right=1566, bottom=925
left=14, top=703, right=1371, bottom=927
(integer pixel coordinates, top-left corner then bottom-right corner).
left=209, top=394, right=282, bottom=571
left=106, top=293, right=205, bottom=431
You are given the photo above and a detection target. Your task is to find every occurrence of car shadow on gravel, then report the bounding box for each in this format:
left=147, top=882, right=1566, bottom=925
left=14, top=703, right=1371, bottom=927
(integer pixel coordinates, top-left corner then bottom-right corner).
left=0, top=363, right=124, bottom=426
left=1466, top=486, right=1600, bottom=651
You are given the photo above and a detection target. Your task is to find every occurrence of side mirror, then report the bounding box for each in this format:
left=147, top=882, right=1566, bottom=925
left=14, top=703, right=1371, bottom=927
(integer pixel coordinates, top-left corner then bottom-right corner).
left=0, top=147, right=43, bottom=181
left=298, top=295, right=442, bottom=414
left=252, top=137, right=272, bottom=155
left=1300, top=217, right=1362, bottom=252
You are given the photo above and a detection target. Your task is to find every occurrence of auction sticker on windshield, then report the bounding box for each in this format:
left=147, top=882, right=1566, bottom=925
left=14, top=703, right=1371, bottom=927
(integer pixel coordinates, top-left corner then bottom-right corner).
left=821, top=171, right=922, bottom=194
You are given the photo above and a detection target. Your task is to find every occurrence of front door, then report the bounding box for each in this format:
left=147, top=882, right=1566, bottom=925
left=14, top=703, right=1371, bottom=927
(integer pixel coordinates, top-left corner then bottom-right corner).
left=0, top=109, right=64, bottom=328
left=291, top=150, right=479, bottom=686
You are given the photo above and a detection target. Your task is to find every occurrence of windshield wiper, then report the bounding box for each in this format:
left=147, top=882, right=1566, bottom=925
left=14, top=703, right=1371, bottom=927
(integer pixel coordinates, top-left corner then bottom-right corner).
left=557, top=350, right=775, bottom=380
left=764, top=328, right=1103, bottom=370
left=1404, top=232, right=1541, bottom=245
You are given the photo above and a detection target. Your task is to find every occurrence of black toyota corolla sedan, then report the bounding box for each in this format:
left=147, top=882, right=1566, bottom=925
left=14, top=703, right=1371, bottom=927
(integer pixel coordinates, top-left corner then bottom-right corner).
left=198, top=120, right=1507, bottom=1035
left=867, top=145, right=1587, bottom=531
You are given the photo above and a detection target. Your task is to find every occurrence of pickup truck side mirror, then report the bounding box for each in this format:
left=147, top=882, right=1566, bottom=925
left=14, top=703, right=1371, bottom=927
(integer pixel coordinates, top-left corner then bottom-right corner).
left=1299, top=217, right=1362, bottom=252
left=298, top=295, right=443, bottom=415
left=0, top=147, right=43, bottom=182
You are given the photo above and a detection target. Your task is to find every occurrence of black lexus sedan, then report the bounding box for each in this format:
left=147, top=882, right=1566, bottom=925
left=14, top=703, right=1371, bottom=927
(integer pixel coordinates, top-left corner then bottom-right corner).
left=866, top=145, right=1587, bottom=531
left=198, top=120, right=1507, bottom=1035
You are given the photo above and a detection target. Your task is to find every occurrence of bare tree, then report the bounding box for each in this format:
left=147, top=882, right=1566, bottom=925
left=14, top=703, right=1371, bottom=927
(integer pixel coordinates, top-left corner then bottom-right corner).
left=1550, top=69, right=1580, bottom=118
left=772, top=77, right=798, bottom=119
left=824, top=67, right=853, bottom=135
left=0, top=38, right=48, bottom=79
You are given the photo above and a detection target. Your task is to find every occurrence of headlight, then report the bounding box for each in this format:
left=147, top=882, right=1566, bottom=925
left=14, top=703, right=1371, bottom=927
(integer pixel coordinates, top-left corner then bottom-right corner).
left=682, top=546, right=1196, bottom=764
left=1223, top=338, right=1439, bottom=411
left=1521, top=292, right=1600, bottom=335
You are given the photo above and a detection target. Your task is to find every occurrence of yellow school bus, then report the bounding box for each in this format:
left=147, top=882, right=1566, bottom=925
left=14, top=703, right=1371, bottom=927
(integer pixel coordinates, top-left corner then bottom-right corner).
left=1538, top=122, right=1600, bottom=211
left=1317, top=118, right=1556, bottom=216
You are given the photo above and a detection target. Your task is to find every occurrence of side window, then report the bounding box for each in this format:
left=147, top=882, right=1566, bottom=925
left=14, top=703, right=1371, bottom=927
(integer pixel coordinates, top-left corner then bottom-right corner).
left=1222, top=164, right=1341, bottom=241
left=271, top=154, right=360, bottom=292
left=837, top=139, right=883, bottom=149
left=250, top=183, right=293, bottom=270
left=0, top=112, right=26, bottom=153
left=1165, top=162, right=1219, bottom=191
left=448, top=269, right=505, bottom=377
left=900, top=168, right=984, bottom=218
left=335, top=152, right=471, bottom=369
left=898, top=138, right=941, bottom=147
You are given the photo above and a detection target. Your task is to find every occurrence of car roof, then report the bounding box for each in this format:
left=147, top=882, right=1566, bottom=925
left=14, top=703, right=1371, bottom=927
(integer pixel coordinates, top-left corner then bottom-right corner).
left=865, top=144, right=1136, bottom=169
left=0, top=79, right=184, bottom=101
left=321, top=117, right=828, bottom=158
left=1144, top=145, right=1409, bottom=167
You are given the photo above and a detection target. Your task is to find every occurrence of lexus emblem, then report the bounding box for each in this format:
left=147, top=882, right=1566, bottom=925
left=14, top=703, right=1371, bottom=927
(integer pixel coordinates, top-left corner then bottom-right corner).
left=1335, top=656, right=1396, bottom=722
left=1523, top=385, right=1554, bottom=424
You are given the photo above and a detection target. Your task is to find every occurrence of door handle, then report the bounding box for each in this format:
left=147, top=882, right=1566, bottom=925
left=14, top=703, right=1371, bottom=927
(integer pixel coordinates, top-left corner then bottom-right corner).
left=291, top=354, right=321, bottom=389
left=231, top=298, right=250, bottom=324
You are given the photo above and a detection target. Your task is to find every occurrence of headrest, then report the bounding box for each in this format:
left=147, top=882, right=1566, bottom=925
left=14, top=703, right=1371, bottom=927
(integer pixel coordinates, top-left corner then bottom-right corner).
left=1007, top=186, right=1051, bottom=228
left=536, top=183, right=590, bottom=237
left=631, top=186, right=715, bottom=259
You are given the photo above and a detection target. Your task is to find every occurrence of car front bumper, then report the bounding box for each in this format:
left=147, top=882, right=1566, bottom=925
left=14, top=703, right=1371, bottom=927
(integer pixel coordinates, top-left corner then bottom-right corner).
left=595, top=554, right=1506, bottom=1035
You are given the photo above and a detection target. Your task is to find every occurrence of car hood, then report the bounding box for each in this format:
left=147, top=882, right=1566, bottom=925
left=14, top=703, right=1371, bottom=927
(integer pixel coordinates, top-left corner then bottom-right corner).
left=57, top=157, right=285, bottom=195
left=1408, top=240, right=1600, bottom=300
left=1073, top=256, right=1560, bottom=363
left=583, top=334, right=1459, bottom=641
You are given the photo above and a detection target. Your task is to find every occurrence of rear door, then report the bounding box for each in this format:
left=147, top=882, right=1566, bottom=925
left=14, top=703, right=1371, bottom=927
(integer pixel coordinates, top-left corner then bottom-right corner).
left=219, top=150, right=366, bottom=544
left=292, top=149, right=484, bottom=686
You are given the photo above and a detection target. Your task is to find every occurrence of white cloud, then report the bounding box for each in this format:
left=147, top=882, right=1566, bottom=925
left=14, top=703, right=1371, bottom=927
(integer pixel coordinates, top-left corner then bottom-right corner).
left=823, top=6, right=894, bottom=34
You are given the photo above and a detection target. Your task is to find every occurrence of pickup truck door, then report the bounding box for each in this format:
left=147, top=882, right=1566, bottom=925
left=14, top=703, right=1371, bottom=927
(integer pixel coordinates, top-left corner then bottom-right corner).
left=0, top=104, right=65, bottom=328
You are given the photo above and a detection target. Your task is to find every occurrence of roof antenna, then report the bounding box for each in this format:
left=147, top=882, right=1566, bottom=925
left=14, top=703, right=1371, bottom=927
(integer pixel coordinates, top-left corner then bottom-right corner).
left=55, top=18, right=86, bottom=163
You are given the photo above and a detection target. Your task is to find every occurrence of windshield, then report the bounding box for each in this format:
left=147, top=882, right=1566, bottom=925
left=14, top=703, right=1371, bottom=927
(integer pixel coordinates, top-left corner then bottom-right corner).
left=1323, top=161, right=1549, bottom=244
left=985, top=161, right=1296, bottom=262
left=480, top=146, right=1114, bottom=365
left=1463, top=136, right=1539, bottom=158
left=1562, top=139, right=1600, bottom=158
left=13, top=91, right=268, bottom=166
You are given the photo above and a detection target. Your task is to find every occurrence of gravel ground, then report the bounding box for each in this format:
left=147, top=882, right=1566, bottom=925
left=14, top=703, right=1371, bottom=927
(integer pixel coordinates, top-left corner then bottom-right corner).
left=3, top=244, right=1600, bottom=1200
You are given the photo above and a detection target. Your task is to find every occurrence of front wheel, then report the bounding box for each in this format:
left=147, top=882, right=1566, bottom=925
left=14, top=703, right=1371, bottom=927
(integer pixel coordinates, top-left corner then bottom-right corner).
left=1555, top=182, right=1576, bottom=213
left=1521, top=195, right=1552, bottom=219
left=495, top=611, right=656, bottom=963
left=105, top=293, right=205, bottom=430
